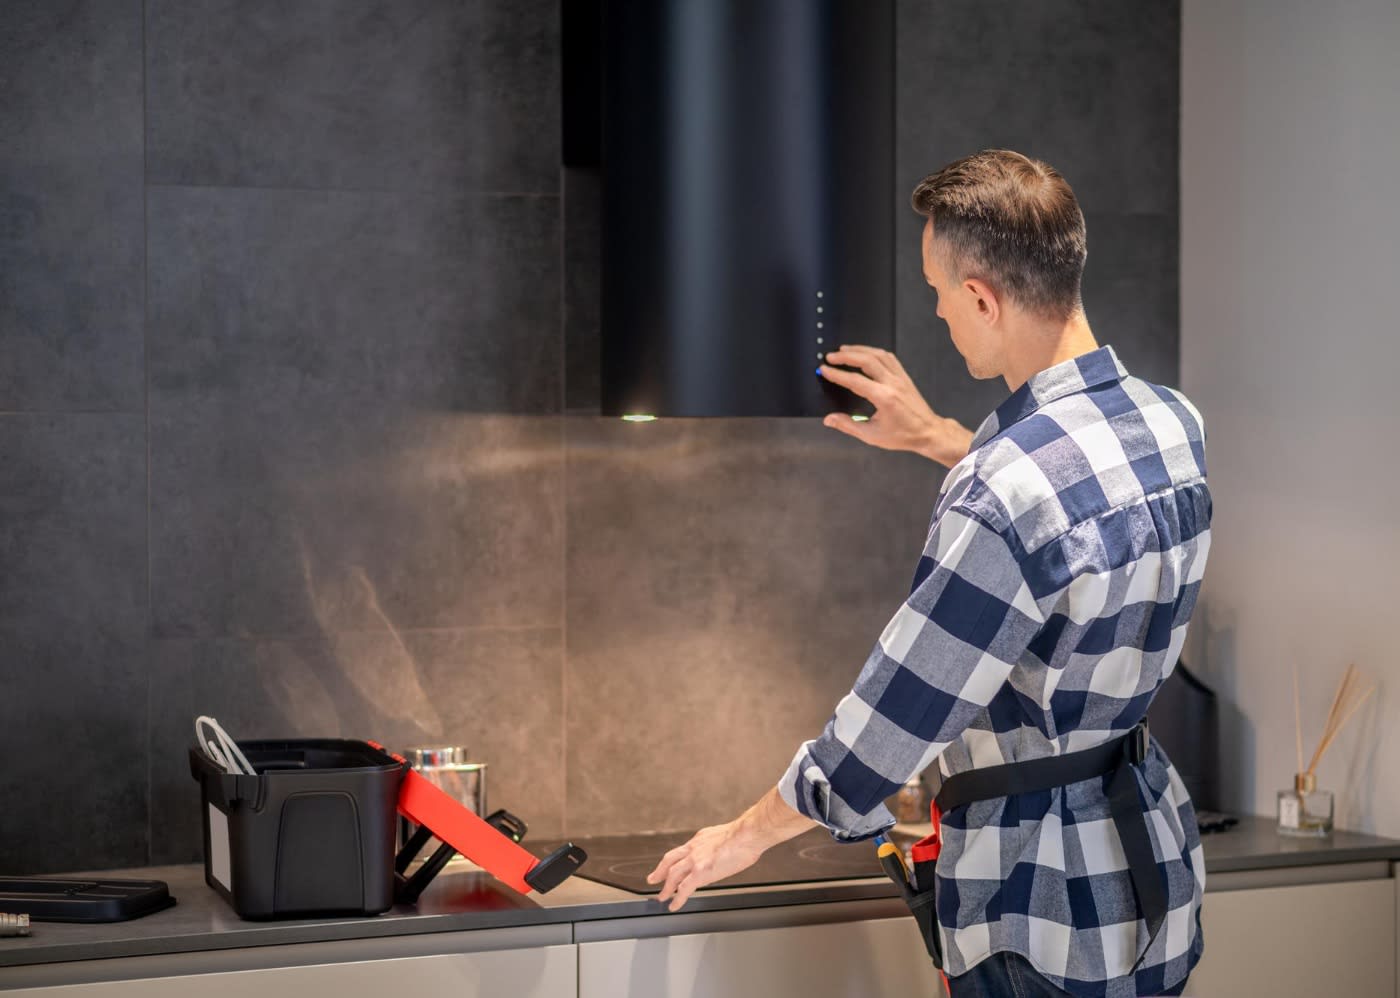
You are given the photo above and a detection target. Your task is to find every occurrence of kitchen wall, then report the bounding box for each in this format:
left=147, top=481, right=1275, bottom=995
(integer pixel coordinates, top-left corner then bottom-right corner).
left=1180, top=0, right=1400, bottom=831
left=0, top=0, right=1180, bottom=873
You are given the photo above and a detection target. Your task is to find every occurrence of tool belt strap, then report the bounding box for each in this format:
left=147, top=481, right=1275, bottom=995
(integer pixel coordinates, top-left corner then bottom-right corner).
left=932, top=718, right=1166, bottom=974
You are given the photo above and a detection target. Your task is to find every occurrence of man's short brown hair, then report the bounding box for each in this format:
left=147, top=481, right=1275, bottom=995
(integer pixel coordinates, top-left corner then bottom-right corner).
left=911, top=150, right=1087, bottom=321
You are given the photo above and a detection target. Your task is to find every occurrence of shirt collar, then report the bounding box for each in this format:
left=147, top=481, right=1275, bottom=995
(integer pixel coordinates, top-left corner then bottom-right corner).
left=969, top=345, right=1129, bottom=450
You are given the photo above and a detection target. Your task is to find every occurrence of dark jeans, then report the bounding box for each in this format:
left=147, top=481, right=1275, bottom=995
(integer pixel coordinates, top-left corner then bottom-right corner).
left=946, top=951, right=1189, bottom=998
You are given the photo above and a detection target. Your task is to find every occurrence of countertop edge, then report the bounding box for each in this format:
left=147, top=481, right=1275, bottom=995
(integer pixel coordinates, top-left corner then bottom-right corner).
left=8, top=816, right=1400, bottom=972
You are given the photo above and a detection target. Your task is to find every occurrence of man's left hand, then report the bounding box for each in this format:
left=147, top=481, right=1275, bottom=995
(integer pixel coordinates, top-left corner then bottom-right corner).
left=645, top=786, right=816, bottom=912
left=645, top=820, right=765, bottom=912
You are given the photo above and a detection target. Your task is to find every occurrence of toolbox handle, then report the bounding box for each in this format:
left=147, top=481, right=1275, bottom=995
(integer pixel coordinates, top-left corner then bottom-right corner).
left=188, top=746, right=261, bottom=809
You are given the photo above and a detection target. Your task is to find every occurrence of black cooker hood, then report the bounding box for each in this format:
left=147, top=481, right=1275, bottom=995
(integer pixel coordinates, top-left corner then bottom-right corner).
left=571, top=0, right=895, bottom=418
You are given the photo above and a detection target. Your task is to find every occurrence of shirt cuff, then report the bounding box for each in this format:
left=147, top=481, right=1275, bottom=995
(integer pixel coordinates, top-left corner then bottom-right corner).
left=778, top=743, right=897, bottom=843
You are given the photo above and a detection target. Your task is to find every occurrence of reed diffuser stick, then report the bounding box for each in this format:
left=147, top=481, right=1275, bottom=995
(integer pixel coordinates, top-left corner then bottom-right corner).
left=1317, top=664, right=1353, bottom=760
left=1293, top=664, right=1304, bottom=775
left=1312, top=684, right=1376, bottom=770
left=1304, top=663, right=1372, bottom=777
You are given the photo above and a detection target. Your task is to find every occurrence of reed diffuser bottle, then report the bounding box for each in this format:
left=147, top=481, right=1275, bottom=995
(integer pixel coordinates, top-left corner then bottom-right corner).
left=1279, top=663, right=1374, bottom=837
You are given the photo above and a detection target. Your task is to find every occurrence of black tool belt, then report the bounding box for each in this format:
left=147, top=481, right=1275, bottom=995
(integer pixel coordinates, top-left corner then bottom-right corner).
left=902, top=718, right=1164, bottom=973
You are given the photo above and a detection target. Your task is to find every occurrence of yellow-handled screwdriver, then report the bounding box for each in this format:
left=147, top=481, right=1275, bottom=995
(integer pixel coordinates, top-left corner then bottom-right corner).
left=874, top=834, right=915, bottom=899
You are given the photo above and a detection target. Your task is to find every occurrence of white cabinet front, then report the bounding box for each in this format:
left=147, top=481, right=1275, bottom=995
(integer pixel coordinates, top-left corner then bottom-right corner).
left=1187, top=876, right=1395, bottom=996
left=1, top=945, right=580, bottom=998
left=579, top=916, right=945, bottom=998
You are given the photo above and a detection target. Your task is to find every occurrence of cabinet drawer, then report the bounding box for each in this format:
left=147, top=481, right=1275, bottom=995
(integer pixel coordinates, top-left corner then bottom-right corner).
left=2, top=945, right=579, bottom=998
left=579, top=916, right=943, bottom=998
left=1188, top=877, right=1394, bottom=996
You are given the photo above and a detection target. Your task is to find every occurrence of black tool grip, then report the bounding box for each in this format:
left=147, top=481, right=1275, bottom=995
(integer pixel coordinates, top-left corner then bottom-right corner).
left=395, top=842, right=457, bottom=905
left=395, top=824, right=435, bottom=874
left=523, top=843, right=588, bottom=894
left=485, top=809, right=528, bottom=843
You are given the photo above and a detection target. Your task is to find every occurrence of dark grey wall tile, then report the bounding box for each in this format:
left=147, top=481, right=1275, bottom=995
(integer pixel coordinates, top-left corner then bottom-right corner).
left=149, top=627, right=564, bottom=863
left=0, top=414, right=147, bottom=632
left=563, top=416, right=946, bottom=835
left=146, top=0, right=560, bottom=194
left=0, top=630, right=148, bottom=874
left=0, top=1, right=144, bottom=411
left=147, top=186, right=561, bottom=414
left=896, top=0, right=1178, bottom=216
left=1081, top=212, right=1179, bottom=388
left=563, top=168, right=601, bottom=412
left=0, top=413, right=147, bottom=873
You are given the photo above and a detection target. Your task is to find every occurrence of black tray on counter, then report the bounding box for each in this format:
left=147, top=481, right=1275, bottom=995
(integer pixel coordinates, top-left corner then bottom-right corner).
left=0, top=877, right=176, bottom=923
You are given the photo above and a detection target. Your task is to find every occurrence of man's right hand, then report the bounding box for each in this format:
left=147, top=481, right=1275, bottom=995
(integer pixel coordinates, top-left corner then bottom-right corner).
left=818, top=345, right=974, bottom=468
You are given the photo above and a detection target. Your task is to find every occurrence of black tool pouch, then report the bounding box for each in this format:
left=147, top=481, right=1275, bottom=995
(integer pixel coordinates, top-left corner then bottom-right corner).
left=905, top=850, right=943, bottom=967
left=908, top=887, right=942, bottom=967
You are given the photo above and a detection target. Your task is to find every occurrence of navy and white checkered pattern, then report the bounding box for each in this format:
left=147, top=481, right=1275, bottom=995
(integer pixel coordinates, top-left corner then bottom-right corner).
left=779, top=346, right=1210, bottom=998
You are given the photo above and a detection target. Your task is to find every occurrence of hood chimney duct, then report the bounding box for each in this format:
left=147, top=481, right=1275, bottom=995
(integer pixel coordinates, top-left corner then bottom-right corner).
left=588, top=0, right=895, bottom=418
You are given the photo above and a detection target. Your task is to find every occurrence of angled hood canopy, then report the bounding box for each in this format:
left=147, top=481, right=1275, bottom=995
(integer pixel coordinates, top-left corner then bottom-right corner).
left=588, top=0, right=895, bottom=418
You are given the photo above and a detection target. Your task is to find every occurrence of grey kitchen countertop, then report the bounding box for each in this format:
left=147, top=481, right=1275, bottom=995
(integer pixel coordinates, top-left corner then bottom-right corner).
left=4, top=814, right=1399, bottom=970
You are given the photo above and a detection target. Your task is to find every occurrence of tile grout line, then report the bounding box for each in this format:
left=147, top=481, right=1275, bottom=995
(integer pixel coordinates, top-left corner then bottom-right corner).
left=150, top=622, right=567, bottom=644
left=145, top=180, right=562, bottom=199
left=0, top=409, right=146, bottom=416
left=559, top=166, right=569, bottom=836
left=142, top=0, right=154, bottom=867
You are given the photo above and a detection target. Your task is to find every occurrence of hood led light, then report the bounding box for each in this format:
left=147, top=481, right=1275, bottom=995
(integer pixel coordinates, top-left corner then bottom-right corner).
left=621, top=414, right=657, bottom=423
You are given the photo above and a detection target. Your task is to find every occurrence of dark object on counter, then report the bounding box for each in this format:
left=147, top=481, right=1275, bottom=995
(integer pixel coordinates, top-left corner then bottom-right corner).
left=528, top=826, right=912, bottom=895
left=0, top=878, right=174, bottom=923
left=1195, top=810, right=1240, bottom=834
left=593, top=0, right=895, bottom=418
left=1146, top=659, right=1234, bottom=828
left=190, top=738, right=407, bottom=919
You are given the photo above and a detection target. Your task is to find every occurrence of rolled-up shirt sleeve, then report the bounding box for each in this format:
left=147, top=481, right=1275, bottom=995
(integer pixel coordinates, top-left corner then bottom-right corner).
left=778, top=506, right=1045, bottom=841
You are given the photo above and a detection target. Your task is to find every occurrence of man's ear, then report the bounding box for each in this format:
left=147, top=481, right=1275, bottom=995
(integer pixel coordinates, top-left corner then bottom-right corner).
left=965, top=277, right=1001, bottom=326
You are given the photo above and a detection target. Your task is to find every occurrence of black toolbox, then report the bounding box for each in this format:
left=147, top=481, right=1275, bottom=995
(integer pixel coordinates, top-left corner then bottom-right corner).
left=190, top=738, right=405, bottom=919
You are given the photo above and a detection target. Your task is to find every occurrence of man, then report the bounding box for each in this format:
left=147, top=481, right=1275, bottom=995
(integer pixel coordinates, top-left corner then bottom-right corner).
left=647, top=150, right=1208, bottom=998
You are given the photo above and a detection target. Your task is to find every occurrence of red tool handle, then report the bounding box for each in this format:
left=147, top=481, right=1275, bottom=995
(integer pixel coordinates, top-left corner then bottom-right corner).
left=397, top=768, right=537, bottom=894
left=911, top=799, right=942, bottom=864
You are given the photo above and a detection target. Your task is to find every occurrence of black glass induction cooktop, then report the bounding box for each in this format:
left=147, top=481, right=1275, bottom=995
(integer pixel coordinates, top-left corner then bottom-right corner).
left=527, top=827, right=914, bottom=895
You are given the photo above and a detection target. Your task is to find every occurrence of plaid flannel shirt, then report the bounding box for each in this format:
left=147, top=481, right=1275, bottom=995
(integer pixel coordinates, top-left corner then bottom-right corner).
left=779, top=346, right=1210, bottom=998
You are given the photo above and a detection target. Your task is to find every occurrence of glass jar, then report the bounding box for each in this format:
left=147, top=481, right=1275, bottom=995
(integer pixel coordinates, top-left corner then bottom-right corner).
left=398, top=746, right=488, bottom=859
left=893, top=776, right=928, bottom=825
left=1278, top=771, right=1333, bottom=837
